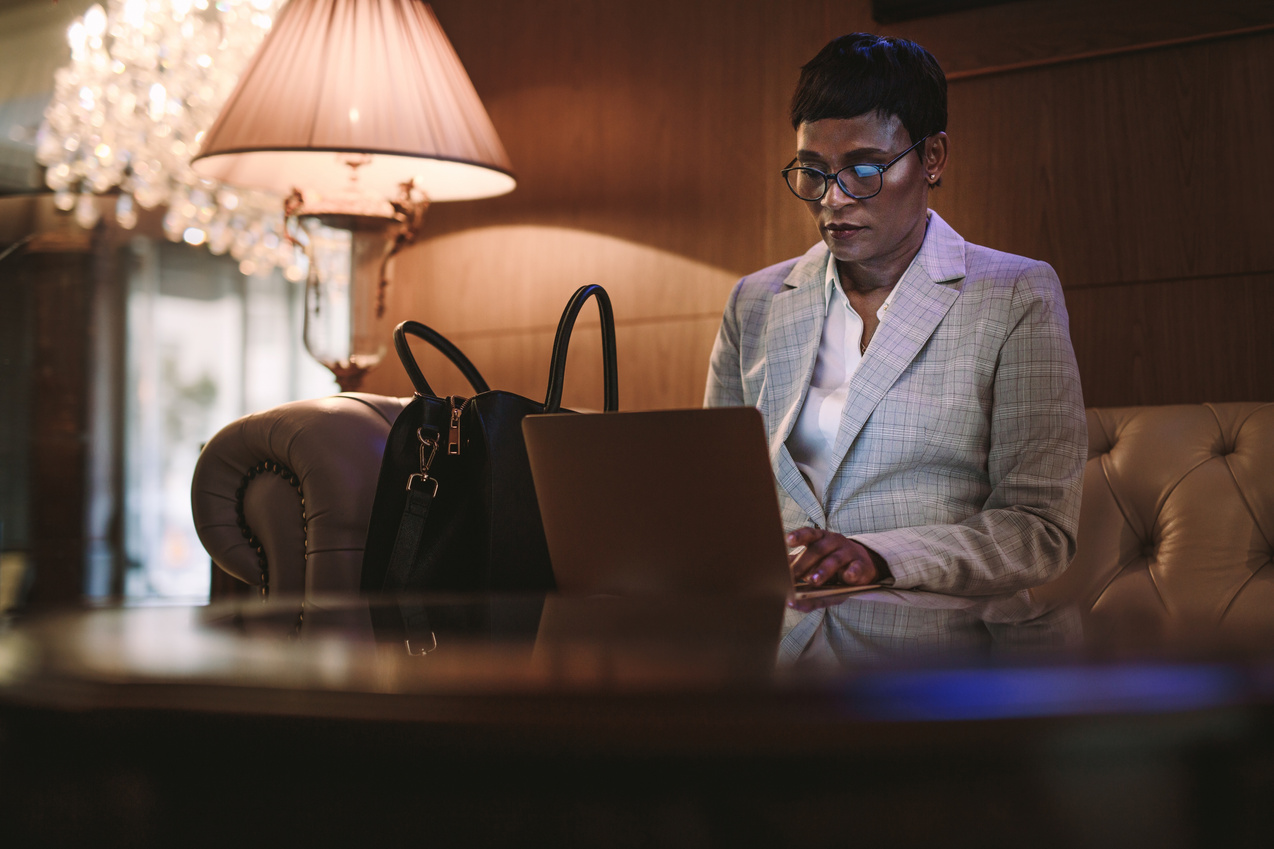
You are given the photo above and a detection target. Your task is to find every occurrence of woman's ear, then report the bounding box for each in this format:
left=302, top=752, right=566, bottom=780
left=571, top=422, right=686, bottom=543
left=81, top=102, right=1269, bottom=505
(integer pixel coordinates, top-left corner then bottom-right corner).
left=924, top=132, right=949, bottom=187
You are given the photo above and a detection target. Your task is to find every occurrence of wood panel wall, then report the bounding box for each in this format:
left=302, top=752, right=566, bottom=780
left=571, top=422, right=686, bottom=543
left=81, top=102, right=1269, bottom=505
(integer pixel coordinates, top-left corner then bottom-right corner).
left=935, top=24, right=1274, bottom=407
left=358, top=0, right=1274, bottom=411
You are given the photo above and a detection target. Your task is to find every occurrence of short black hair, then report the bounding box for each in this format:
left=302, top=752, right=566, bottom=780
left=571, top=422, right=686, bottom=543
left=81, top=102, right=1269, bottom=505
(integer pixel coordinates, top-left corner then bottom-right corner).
left=790, top=33, right=947, bottom=144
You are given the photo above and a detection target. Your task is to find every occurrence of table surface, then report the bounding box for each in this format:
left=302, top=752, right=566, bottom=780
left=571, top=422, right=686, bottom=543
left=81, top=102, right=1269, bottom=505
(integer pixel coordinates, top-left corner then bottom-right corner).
left=5, top=595, right=1274, bottom=848
left=2, top=593, right=1272, bottom=730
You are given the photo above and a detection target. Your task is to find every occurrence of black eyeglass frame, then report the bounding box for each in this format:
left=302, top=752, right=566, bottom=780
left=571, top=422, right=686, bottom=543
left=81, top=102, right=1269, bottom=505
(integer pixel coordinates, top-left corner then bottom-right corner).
left=781, top=134, right=930, bottom=202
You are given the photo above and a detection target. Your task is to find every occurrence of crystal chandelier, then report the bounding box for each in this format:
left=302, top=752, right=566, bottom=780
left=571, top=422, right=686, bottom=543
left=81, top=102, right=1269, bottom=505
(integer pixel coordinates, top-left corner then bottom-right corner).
left=36, top=0, right=305, bottom=280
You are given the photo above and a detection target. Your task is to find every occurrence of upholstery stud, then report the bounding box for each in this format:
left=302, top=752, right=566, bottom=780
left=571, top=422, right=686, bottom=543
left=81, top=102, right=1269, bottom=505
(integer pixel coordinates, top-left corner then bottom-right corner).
left=234, top=460, right=306, bottom=600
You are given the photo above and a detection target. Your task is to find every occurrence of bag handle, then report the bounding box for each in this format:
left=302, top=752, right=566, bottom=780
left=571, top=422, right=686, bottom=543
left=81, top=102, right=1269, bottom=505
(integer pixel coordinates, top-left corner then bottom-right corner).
left=393, top=320, right=490, bottom=397
left=543, top=284, right=619, bottom=413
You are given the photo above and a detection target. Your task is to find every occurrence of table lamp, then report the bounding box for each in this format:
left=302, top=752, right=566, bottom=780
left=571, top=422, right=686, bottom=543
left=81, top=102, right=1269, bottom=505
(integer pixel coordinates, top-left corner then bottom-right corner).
left=191, top=0, right=514, bottom=390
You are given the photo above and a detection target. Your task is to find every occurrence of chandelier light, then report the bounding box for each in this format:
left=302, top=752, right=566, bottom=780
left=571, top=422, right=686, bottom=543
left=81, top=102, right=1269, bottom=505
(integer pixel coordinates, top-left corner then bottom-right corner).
left=36, top=0, right=304, bottom=280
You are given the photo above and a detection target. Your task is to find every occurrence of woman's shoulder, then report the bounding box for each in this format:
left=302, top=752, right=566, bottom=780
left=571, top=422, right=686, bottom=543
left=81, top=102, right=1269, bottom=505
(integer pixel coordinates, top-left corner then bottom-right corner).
left=961, top=241, right=1060, bottom=291
left=733, top=244, right=826, bottom=299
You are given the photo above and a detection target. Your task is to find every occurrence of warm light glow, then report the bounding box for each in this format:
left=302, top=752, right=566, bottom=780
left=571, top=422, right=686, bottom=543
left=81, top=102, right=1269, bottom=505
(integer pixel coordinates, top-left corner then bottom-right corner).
left=67, top=21, right=88, bottom=58
left=83, top=4, right=107, bottom=38
left=122, top=0, right=146, bottom=28
left=198, top=150, right=516, bottom=205
left=39, top=0, right=292, bottom=273
left=148, top=83, right=167, bottom=122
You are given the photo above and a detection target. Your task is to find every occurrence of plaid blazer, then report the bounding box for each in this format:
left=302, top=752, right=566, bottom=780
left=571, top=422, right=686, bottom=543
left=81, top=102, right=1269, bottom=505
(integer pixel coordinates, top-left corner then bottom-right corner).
left=705, top=211, right=1086, bottom=660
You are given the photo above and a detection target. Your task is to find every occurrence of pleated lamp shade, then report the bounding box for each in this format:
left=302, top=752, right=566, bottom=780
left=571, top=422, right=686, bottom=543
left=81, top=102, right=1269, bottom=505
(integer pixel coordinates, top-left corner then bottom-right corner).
left=191, top=0, right=514, bottom=204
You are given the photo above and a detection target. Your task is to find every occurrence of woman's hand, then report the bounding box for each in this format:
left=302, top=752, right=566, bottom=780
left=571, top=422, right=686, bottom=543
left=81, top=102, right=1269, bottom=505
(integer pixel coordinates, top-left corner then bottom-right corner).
left=786, top=527, right=885, bottom=587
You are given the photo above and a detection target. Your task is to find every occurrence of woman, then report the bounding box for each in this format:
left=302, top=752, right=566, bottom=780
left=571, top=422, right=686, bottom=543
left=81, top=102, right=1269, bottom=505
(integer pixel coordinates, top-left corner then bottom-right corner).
left=704, top=34, right=1086, bottom=659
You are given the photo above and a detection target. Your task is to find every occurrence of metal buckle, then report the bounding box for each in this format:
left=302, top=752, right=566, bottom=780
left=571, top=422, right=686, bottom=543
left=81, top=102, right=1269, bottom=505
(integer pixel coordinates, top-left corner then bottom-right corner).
left=404, top=632, right=438, bottom=656
left=405, top=473, right=439, bottom=496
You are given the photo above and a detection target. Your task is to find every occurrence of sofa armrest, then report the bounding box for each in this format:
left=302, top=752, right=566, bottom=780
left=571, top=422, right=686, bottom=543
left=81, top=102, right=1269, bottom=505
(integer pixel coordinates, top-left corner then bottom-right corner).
left=192, top=392, right=411, bottom=598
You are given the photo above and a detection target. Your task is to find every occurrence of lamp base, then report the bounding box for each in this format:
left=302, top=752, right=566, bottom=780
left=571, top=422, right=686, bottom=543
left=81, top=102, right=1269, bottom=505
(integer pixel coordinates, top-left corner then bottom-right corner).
left=297, top=216, right=395, bottom=388
left=326, top=359, right=375, bottom=393
left=286, top=184, right=430, bottom=389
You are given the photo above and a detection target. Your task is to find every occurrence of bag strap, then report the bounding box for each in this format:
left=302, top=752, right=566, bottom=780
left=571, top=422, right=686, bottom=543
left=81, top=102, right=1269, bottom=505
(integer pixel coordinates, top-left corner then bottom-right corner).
left=382, top=469, right=439, bottom=593
left=543, top=284, right=619, bottom=412
left=394, top=320, right=490, bottom=397
left=381, top=420, right=445, bottom=593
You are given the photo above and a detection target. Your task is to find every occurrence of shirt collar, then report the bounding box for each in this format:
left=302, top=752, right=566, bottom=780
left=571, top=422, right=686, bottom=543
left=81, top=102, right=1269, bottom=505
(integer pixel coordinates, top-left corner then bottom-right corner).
left=822, top=254, right=909, bottom=320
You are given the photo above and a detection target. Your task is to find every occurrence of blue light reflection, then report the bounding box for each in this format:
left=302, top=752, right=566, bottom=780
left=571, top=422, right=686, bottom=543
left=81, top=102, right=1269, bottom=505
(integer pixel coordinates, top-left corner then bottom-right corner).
left=845, top=664, right=1245, bottom=721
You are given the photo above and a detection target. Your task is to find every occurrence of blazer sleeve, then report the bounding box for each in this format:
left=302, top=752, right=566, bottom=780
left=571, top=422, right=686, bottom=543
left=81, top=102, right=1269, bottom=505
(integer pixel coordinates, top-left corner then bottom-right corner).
left=704, top=279, right=747, bottom=408
left=851, top=264, right=1087, bottom=595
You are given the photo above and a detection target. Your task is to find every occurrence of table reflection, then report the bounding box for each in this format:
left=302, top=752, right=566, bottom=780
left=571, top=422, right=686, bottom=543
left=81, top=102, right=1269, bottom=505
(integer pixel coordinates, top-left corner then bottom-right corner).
left=782, top=585, right=1082, bottom=666
left=5, top=589, right=1269, bottom=726
left=204, top=587, right=1083, bottom=676
left=2, top=589, right=1082, bottom=679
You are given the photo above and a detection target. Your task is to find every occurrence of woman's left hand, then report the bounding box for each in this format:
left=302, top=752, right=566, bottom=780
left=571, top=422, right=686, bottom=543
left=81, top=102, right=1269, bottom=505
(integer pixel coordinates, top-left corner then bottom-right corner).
left=786, top=527, right=884, bottom=587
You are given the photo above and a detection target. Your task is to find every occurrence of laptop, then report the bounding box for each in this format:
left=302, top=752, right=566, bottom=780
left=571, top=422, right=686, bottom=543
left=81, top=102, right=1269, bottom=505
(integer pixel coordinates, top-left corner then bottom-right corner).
left=521, top=407, right=878, bottom=599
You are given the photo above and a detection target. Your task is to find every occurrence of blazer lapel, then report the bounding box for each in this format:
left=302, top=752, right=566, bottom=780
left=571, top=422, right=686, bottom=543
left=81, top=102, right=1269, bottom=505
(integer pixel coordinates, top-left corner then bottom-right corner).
left=756, top=244, right=829, bottom=526
left=826, top=212, right=967, bottom=474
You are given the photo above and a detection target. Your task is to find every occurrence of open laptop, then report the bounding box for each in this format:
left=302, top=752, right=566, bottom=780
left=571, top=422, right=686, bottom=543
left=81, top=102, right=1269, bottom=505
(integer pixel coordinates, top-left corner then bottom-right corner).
left=521, top=407, right=878, bottom=599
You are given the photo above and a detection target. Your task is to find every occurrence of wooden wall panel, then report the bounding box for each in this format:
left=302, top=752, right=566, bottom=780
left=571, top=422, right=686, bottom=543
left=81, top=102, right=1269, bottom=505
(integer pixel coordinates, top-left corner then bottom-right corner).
left=930, top=29, right=1274, bottom=404
left=372, top=224, right=740, bottom=408
left=1065, top=273, right=1274, bottom=408
left=359, top=0, right=1273, bottom=410
left=407, top=317, right=723, bottom=413
left=878, top=0, right=1274, bottom=78
left=414, top=0, right=823, bottom=272
left=933, top=30, right=1274, bottom=287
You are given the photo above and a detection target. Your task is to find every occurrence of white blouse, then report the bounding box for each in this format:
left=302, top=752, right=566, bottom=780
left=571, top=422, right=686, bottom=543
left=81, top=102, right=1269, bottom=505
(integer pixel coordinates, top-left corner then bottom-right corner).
left=785, top=258, right=903, bottom=505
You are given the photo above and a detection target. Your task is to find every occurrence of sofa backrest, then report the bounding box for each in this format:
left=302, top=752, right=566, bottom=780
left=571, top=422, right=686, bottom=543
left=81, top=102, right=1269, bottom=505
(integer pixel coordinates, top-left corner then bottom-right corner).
left=1033, top=402, right=1274, bottom=648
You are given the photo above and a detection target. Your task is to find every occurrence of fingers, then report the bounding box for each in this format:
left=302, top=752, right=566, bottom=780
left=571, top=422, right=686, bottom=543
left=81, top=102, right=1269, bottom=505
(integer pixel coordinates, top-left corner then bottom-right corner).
left=784, top=527, right=825, bottom=548
left=786, top=528, right=879, bottom=587
left=787, top=528, right=838, bottom=583
left=783, top=530, right=854, bottom=586
left=838, top=555, right=875, bottom=586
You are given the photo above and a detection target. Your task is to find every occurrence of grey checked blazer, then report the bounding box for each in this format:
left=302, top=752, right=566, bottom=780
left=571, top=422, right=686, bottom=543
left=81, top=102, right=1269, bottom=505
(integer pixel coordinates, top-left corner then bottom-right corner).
left=705, top=212, right=1086, bottom=660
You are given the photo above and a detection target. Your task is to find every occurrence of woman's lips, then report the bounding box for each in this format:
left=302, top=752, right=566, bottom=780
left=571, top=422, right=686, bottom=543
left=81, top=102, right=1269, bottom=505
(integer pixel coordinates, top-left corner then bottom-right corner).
left=825, top=224, right=865, bottom=241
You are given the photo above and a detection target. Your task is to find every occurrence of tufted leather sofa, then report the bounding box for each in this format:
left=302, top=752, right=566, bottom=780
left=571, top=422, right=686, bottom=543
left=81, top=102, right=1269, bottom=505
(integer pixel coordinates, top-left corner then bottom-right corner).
left=192, top=398, right=1273, bottom=647
left=1030, top=402, right=1274, bottom=649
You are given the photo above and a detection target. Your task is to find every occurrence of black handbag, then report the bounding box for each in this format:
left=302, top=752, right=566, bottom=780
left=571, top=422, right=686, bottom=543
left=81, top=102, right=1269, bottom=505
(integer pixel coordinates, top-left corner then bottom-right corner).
left=360, top=284, right=619, bottom=594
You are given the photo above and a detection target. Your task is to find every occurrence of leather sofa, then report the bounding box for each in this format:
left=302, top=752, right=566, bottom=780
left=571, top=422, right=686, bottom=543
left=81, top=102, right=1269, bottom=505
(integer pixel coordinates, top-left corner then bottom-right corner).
left=192, top=398, right=1273, bottom=647
left=1032, top=402, right=1274, bottom=650
left=192, top=393, right=410, bottom=599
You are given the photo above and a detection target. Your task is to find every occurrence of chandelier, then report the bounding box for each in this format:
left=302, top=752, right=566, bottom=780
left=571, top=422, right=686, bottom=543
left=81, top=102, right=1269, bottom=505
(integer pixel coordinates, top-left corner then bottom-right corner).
left=35, top=0, right=305, bottom=281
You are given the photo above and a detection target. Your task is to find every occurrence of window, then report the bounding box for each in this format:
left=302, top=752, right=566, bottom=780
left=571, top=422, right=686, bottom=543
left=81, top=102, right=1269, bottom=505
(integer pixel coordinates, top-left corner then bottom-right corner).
left=118, top=237, right=334, bottom=602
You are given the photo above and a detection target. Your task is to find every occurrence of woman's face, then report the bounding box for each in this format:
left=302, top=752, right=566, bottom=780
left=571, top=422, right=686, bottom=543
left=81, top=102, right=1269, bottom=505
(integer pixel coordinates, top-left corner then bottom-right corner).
left=794, top=113, right=944, bottom=290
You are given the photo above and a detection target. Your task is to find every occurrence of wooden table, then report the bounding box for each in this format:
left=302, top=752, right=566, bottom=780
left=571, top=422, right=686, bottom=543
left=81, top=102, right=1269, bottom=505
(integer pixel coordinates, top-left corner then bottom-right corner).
left=2, top=595, right=1273, bottom=848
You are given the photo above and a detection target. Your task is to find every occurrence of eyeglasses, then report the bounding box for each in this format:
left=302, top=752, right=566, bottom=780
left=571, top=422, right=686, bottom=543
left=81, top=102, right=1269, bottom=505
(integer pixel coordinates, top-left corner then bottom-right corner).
left=781, top=135, right=929, bottom=201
